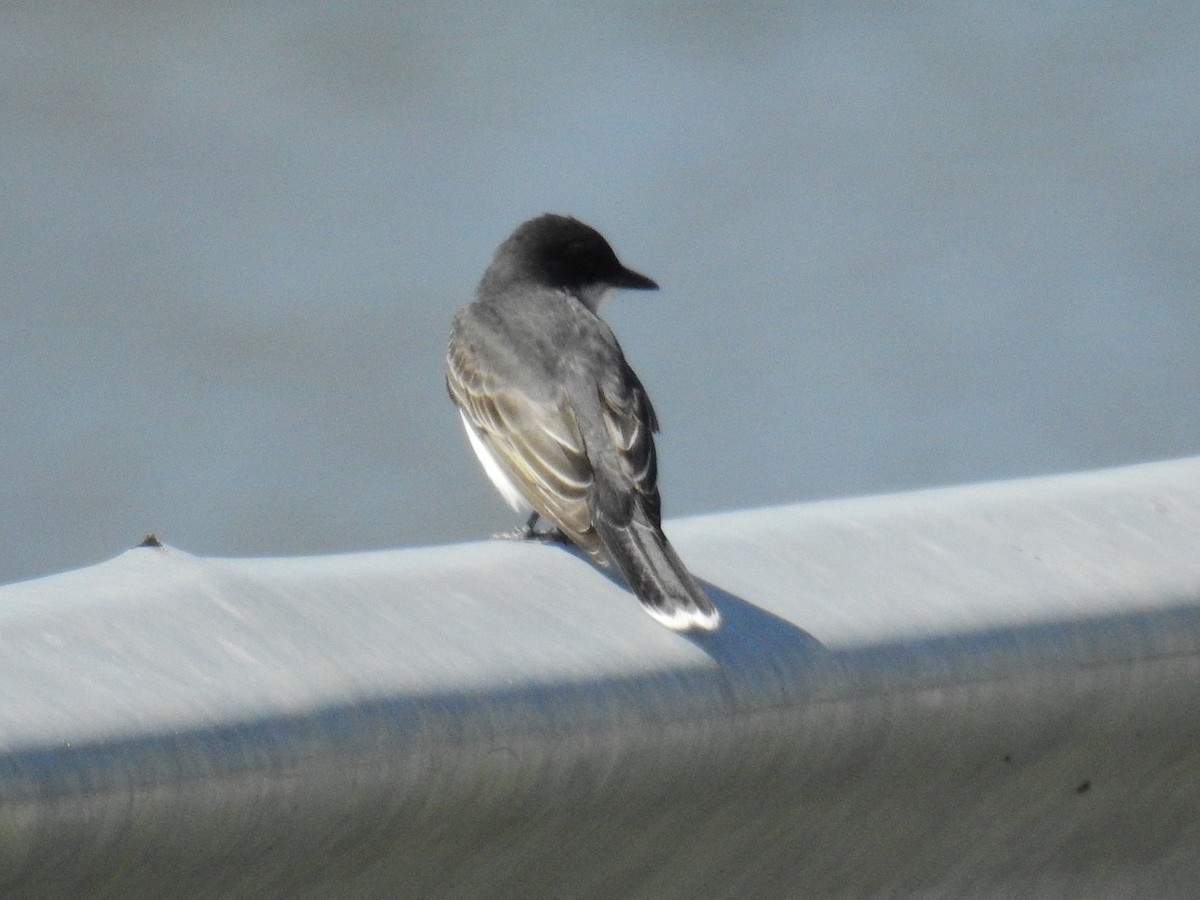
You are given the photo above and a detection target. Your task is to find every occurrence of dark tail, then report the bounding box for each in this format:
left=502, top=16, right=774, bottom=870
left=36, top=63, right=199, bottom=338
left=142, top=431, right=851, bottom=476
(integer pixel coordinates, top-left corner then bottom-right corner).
left=592, top=512, right=720, bottom=632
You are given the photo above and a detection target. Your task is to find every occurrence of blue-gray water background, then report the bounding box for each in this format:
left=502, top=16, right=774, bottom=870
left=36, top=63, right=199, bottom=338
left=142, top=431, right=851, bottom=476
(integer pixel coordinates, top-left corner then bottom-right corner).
left=3, top=3, right=1198, bottom=585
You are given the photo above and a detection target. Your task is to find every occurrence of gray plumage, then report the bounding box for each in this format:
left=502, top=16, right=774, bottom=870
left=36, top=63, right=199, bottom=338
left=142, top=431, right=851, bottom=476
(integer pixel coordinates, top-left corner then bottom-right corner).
left=446, top=214, right=719, bottom=632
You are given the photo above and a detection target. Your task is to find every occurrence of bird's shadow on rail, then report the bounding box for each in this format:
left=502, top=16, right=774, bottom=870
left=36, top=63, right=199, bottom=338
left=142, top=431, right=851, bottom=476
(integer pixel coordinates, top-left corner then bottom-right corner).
left=561, top=544, right=827, bottom=667
left=683, top=579, right=828, bottom=667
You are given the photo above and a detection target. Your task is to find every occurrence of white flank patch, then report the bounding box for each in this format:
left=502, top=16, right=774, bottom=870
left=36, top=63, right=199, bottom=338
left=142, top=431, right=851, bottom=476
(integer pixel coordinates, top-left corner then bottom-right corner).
left=460, top=411, right=530, bottom=513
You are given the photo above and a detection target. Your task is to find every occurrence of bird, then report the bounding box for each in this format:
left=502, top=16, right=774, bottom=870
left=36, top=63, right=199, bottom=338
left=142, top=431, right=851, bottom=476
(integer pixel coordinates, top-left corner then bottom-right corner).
left=446, top=213, right=720, bottom=632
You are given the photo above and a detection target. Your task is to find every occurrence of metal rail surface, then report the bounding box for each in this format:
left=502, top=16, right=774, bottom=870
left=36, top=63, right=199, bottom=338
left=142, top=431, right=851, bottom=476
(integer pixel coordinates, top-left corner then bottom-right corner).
left=1, top=457, right=1199, bottom=898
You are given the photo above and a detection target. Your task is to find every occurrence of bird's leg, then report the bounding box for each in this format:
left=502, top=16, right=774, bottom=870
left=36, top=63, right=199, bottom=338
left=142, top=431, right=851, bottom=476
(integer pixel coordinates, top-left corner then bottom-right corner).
left=492, top=512, right=569, bottom=545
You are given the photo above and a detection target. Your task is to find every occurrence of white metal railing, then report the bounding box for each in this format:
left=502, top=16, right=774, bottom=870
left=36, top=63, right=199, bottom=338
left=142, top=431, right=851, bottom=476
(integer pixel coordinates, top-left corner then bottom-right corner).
left=1, top=456, right=1199, bottom=897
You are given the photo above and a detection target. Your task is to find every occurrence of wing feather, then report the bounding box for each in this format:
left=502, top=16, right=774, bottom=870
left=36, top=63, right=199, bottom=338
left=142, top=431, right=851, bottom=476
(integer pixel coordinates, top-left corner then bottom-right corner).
left=597, top=363, right=662, bottom=528
left=447, top=334, right=601, bottom=551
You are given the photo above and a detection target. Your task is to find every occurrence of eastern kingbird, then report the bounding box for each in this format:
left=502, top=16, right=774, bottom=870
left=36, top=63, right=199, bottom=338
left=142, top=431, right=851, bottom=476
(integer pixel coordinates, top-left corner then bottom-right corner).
left=446, top=214, right=720, bottom=632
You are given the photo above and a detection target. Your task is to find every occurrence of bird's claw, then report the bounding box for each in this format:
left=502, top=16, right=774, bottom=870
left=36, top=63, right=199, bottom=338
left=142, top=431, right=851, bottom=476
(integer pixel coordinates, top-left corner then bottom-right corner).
left=493, top=523, right=569, bottom=545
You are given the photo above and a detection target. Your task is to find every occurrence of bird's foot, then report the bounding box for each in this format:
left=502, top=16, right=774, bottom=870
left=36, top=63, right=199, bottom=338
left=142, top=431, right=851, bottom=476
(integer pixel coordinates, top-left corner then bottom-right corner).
left=493, top=523, right=569, bottom=544
left=492, top=513, right=569, bottom=545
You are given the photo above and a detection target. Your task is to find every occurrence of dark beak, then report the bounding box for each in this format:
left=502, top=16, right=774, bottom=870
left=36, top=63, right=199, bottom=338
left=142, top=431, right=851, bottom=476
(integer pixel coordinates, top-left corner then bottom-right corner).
left=613, top=266, right=659, bottom=291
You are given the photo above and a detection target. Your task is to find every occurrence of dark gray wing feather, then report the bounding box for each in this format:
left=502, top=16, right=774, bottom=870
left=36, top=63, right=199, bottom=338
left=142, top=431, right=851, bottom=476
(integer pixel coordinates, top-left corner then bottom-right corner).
left=447, top=329, right=603, bottom=557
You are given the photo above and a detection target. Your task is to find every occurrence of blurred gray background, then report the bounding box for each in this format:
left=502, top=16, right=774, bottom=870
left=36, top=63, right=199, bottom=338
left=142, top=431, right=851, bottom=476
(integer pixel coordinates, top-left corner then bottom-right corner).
left=3, top=3, right=1198, bottom=586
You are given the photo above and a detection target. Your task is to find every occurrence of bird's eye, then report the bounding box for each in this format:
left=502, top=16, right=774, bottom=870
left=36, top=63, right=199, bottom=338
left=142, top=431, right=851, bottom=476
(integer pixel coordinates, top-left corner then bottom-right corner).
left=563, top=239, right=598, bottom=277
